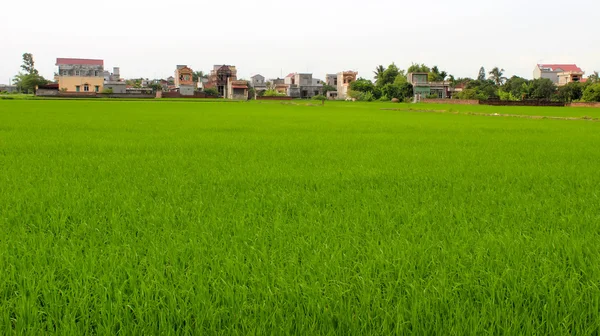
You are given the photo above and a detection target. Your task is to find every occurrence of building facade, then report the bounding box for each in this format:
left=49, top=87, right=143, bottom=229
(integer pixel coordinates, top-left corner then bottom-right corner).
left=0, top=85, right=18, bottom=93
left=407, top=72, right=430, bottom=98
left=175, top=65, right=195, bottom=96
left=206, top=65, right=238, bottom=98
left=226, top=79, right=249, bottom=100
left=336, top=71, right=357, bottom=100
left=250, top=74, right=267, bottom=91
left=284, top=73, right=323, bottom=98
left=534, top=64, right=584, bottom=85
left=103, top=67, right=126, bottom=93
left=55, top=58, right=104, bottom=92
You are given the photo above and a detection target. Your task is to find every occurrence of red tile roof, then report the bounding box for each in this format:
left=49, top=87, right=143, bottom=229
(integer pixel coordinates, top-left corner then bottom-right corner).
left=581, top=78, right=588, bottom=83
left=56, top=58, right=104, bottom=66
left=538, top=64, right=582, bottom=72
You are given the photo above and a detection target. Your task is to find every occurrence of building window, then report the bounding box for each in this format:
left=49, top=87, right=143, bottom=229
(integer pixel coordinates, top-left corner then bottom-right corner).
left=84, top=85, right=89, bottom=92
left=94, top=86, right=100, bottom=92
left=334, top=79, right=338, bottom=85
left=76, top=86, right=80, bottom=92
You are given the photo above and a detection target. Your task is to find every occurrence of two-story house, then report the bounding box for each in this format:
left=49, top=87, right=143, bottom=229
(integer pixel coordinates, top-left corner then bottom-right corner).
left=534, top=64, right=584, bottom=86
left=55, top=58, right=104, bottom=93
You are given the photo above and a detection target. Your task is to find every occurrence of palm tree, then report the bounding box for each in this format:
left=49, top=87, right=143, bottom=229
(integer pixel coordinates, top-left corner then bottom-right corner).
left=193, top=71, right=207, bottom=83
left=589, top=71, right=600, bottom=84
left=373, top=65, right=385, bottom=84
left=489, top=67, right=507, bottom=86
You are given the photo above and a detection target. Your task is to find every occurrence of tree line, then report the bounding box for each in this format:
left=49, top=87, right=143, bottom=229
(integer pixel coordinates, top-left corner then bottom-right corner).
left=345, top=63, right=600, bottom=103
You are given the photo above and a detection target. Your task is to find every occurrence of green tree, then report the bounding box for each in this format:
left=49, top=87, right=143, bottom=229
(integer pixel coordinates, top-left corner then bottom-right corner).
left=349, top=78, right=375, bottom=93
left=477, top=67, right=486, bottom=81
left=557, top=82, right=583, bottom=103
left=582, top=83, right=600, bottom=102
left=373, top=65, right=385, bottom=84
left=428, top=66, right=448, bottom=82
left=322, top=84, right=336, bottom=95
left=149, top=83, right=163, bottom=93
left=466, top=79, right=498, bottom=99
left=204, top=87, right=220, bottom=97
left=13, top=53, right=47, bottom=93
left=455, top=89, right=480, bottom=100
left=525, top=78, right=556, bottom=100
left=407, top=63, right=430, bottom=73
left=378, top=64, right=400, bottom=87
left=502, top=76, right=528, bottom=99
left=488, top=67, right=507, bottom=86
left=193, top=71, right=207, bottom=83
left=588, top=71, right=599, bottom=84
left=21, top=53, right=38, bottom=75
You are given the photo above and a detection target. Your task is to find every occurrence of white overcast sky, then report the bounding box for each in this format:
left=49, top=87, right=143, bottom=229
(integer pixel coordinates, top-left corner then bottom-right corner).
left=1, top=0, right=598, bottom=84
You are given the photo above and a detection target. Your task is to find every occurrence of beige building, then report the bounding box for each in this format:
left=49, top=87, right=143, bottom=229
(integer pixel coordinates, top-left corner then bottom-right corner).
left=55, top=58, right=104, bottom=92
left=534, top=64, right=584, bottom=85
left=557, top=71, right=585, bottom=86
left=336, top=71, right=358, bottom=100
left=226, top=78, right=248, bottom=100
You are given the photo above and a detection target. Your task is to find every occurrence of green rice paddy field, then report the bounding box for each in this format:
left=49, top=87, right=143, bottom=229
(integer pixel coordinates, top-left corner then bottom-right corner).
left=1, top=100, right=600, bottom=334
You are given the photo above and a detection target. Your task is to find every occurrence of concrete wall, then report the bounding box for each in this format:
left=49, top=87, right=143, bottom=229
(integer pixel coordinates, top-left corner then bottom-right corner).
left=257, top=96, right=293, bottom=100
left=422, top=98, right=479, bottom=105
left=541, top=72, right=559, bottom=84
left=104, top=82, right=126, bottom=94
left=179, top=85, right=195, bottom=96
left=231, top=88, right=247, bottom=100
left=0, top=85, right=19, bottom=93
left=161, top=92, right=220, bottom=99
left=251, top=75, right=265, bottom=87
left=36, top=92, right=154, bottom=99
left=36, top=89, right=59, bottom=96
left=568, top=102, right=600, bottom=108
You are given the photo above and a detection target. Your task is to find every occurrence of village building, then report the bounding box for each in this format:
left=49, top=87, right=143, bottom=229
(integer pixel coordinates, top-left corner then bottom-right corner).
left=326, top=74, right=338, bottom=87
left=205, top=65, right=238, bottom=98
left=250, top=74, right=267, bottom=94
left=226, top=79, right=249, bottom=100
left=407, top=72, right=452, bottom=99
left=55, top=58, right=104, bottom=92
left=0, top=84, right=19, bottom=93
left=534, top=64, right=584, bottom=85
left=175, top=65, right=195, bottom=96
left=284, top=73, right=323, bottom=98
left=336, top=71, right=357, bottom=100
left=103, top=67, right=126, bottom=93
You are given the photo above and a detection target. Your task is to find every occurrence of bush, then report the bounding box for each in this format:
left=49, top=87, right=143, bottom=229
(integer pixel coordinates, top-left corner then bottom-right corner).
left=582, top=83, right=600, bottom=102
left=102, top=88, right=114, bottom=94
left=379, top=95, right=389, bottom=102
left=359, top=92, right=374, bottom=102
left=498, top=90, right=519, bottom=101
left=204, top=88, right=220, bottom=97
left=312, top=95, right=327, bottom=101
left=263, top=89, right=286, bottom=97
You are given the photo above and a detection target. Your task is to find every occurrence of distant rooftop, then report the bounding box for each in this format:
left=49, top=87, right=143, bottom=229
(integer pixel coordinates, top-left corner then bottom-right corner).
left=538, top=64, right=582, bottom=72
left=56, top=58, right=104, bottom=66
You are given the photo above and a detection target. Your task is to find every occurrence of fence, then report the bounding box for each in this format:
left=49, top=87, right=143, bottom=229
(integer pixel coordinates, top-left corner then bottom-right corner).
left=422, top=99, right=479, bottom=105
left=257, top=96, right=293, bottom=101
left=160, top=92, right=220, bottom=99
left=479, top=99, right=565, bottom=107
left=568, top=102, right=600, bottom=108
